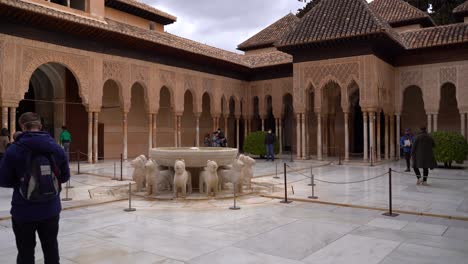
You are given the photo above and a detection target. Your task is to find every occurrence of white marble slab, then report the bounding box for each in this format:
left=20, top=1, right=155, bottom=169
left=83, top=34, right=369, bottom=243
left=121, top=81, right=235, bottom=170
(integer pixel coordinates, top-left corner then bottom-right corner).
left=234, top=219, right=358, bottom=260
left=401, top=222, right=448, bottom=236
left=188, top=246, right=303, bottom=264
left=209, top=215, right=297, bottom=236
left=443, top=227, right=468, bottom=241
left=302, top=234, right=400, bottom=264
left=367, top=218, right=408, bottom=230
left=380, top=243, right=468, bottom=264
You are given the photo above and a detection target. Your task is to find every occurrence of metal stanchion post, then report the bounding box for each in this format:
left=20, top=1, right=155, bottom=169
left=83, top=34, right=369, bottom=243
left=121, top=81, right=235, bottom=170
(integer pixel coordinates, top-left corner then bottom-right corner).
left=120, top=153, right=123, bottom=181
left=273, top=162, right=280, bottom=179
left=308, top=167, right=314, bottom=186
left=62, top=181, right=72, bottom=201
left=383, top=168, right=399, bottom=217
left=280, top=163, right=292, bottom=204
left=308, top=173, right=318, bottom=199
left=229, top=184, right=241, bottom=210
left=124, top=183, right=136, bottom=212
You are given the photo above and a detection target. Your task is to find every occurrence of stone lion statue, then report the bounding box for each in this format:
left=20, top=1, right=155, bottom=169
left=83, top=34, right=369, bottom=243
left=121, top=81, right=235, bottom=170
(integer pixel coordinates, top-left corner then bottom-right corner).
left=173, top=159, right=191, bottom=198
left=199, top=160, right=219, bottom=197
left=145, top=159, right=174, bottom=196
left=218, top=158, right=244, bottom=193
left=130, top=155, right=147, bottom=192
left=239, top=154, right=256, bottom=189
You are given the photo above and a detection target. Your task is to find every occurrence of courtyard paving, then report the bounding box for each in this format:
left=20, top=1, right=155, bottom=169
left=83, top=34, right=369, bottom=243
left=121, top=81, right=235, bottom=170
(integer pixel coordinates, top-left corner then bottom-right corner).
left=0, top=157, right=467, bottom=263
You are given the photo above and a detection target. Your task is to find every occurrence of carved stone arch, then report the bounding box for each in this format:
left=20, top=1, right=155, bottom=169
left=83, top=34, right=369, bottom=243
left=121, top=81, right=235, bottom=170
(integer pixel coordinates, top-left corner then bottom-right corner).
left=305, top=82, right=315, bottom=112
left=102, top=79, right=125, bottom=110
left=158, top=85, right=175, bottom=109
left=320, top=79, right=342, bottom=114
left=20, top=50, right=90, bottom=105
left=129, top=81, right=150, bottom=113
left=264, top=94, right=273, bottom=116
left=344, top=79, right=360, bottom=113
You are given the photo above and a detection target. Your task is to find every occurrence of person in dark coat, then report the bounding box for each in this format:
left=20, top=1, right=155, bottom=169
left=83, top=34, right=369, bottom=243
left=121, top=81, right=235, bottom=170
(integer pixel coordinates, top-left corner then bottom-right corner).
left=264, top=129, right=276, bottom=161
left=411, top=127, right=437, bottom=185
left=0, top=112, right=70, bottom=264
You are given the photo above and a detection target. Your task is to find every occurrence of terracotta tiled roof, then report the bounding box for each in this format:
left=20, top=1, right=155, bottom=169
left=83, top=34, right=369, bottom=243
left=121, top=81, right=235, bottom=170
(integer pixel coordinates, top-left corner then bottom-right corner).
left=105, top=0, right=176, bottom=25
left=0, top=0, right=291, bottom=68
left=369, top=0, right=434, bottom=27
left=238, top=13, right=300, bottom=51
left=454, top=0, right=468, bottom=15
left=278, top=0, right=405, bottom=48
left=242, top=51, right=293, bottom=68
left=401, top=22, right=468, bottom=49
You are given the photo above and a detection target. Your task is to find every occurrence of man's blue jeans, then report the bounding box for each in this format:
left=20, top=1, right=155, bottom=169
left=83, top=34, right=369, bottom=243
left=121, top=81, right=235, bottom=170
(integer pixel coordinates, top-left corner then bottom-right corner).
left=266, top=144, right=274, bottom=161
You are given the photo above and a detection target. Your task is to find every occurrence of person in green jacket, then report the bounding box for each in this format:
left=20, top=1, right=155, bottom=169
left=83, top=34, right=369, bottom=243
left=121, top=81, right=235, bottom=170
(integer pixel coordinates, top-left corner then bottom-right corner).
left=60, top=126, right=72, bottom=161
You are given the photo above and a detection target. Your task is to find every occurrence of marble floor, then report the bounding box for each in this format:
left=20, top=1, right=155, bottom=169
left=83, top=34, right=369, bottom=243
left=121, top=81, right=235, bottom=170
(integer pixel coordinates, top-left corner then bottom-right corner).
left=1, top=198, right=468, bottom=263
left=0, top=157, right=467, bottom=263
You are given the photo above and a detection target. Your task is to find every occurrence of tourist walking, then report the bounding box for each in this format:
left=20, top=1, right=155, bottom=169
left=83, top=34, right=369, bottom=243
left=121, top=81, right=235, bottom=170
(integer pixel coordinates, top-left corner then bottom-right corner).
left=0, top=112, right=70, bottom=264
left=60, top=126, right=72, bottom=161
left=212, top=131, right=220, bottom=147
left=0, top=128, right=10, bottom=160
left=412, top=127, right=437, bottom=186
left=400, top=128, right=414, bottom=172
left=217, top=128, right=227, bottom=147
left=264, top=129, right=276, bottom=161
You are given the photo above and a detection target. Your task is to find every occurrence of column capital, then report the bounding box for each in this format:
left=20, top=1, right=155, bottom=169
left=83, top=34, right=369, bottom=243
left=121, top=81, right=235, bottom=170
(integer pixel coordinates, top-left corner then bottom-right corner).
left=194, top=112, right=202, bottom=118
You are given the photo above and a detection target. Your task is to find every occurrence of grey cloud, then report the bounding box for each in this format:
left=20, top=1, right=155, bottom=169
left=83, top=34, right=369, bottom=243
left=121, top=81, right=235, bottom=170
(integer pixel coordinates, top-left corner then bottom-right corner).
left=143, top=0, right=303, bottom=53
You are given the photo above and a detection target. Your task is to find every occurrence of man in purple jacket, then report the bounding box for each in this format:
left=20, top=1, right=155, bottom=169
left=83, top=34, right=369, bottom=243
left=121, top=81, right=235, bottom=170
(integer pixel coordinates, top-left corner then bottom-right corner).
left=0, top=112, right=70, bottom=264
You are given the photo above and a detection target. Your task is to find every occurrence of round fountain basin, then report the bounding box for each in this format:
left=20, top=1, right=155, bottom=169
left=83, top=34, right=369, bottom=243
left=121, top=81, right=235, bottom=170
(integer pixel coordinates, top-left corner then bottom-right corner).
left=150, top=147, right=238, bottom=167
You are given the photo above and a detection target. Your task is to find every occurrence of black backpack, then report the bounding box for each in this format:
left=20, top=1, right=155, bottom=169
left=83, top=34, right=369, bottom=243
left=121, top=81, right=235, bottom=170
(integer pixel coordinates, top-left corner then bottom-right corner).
left=16, top=142, right=61, bottom=202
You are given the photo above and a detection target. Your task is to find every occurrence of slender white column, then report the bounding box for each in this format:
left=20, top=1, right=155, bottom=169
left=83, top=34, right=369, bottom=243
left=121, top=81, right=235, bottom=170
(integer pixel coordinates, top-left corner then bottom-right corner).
left=2, top=107, right=8, bottom=129
left=261, top=118, right=265, bottom=131
left=377, top=112, right=381, bottom=161
left=396, top=114, right=401, bottom=159
left=275, top=118, right=279, bottom=140
left=87, top=112, right=93, bottom=163
left=385, top=114, right=389, bottom=160
left=9, top=107, right=16, bottom=141
left=363, top=112, right=368, bottom=162
left=123, top=112, right=128, bottom=160
left=279, top=118, right=283, bottom=154
left=390, top=115, right=395, bottom=160
left=173, top=114, right=177, bottom=147
left=177, top=115, right=182, bottom=148
left=369, top=112, right=376, bottom=163
left=148, top=113, right=153, bottom=154
left=433, top=114, right=438, bottom=132
left=93, top=112, right=99, bottom=163
left=427, top=114, right=432, bottom=133
left=195, top=114, right=200, bottom=147
left=305, top=113, right=310, bottom=158
left=236, top=118, right=240, bottom=149
left=461, top=113, right=466, bottom=139
left=296, top=113, right=301, bottom=159
left=152, top=114, right=157, bottom=148
left=344, top=112, right=350, bottom=161
left=317, top=113, right=323, bottom=161
left=301, top=114, right=306, bottom=159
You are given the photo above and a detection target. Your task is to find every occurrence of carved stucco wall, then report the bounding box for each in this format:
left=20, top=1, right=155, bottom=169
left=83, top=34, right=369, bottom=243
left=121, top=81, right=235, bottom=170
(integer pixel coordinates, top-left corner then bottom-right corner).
left=396, top=61, right=468, bottom=114
left=249, top=77, right=293, bottom=118
left=294, top=55, right=385, bottom=114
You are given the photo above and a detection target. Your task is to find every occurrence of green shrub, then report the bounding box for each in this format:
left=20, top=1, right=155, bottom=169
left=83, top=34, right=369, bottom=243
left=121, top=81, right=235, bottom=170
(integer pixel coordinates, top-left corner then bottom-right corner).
left=243, top=131, right=279, bottom=156
left=432, top=131, right=468, bottom=167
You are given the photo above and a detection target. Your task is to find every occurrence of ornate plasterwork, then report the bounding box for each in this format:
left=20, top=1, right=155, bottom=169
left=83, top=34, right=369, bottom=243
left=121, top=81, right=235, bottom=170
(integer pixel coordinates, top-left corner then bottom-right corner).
left=20, top=47, right=90, bottom=104
left=440, top=67, right=457, bottom=86
left=263, top=82, right=273, bottom=96
left=400, top=70, right=423, bottom=89
left=160, top=70, right=176, bottom=88
left=103, top=60, right=126, bottom=83
left=131, top=64, right=149, bottom=85
left=304, top=62, right=360, bottom=89
left=202, top=78, right=214, bottom=95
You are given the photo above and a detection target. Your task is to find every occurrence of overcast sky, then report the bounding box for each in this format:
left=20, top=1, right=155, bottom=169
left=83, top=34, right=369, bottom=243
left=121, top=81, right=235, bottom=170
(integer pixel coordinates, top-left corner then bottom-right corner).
left=144, top=0, right=373, bottom=53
